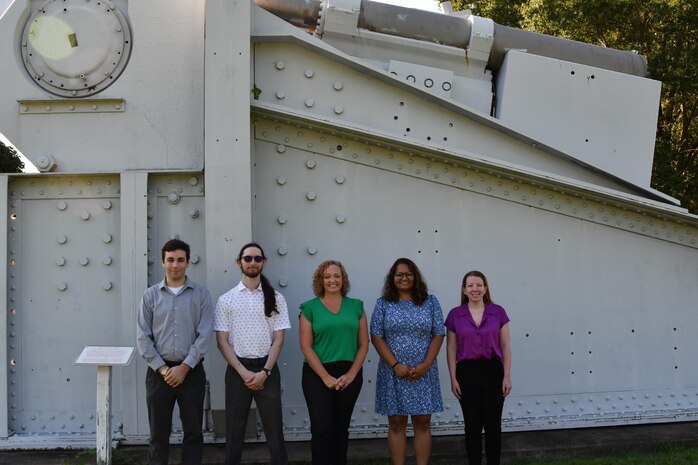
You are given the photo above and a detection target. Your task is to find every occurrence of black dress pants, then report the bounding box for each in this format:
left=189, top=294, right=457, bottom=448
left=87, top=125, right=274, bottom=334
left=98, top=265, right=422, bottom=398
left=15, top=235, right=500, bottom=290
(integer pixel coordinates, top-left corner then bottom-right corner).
left=302, top=361, right=363, bottom=465
left=224, top=358, right=288, bottom=465
left=456, top=360, right=505, bottom=465
left=145, top=362, right=206, bottom=465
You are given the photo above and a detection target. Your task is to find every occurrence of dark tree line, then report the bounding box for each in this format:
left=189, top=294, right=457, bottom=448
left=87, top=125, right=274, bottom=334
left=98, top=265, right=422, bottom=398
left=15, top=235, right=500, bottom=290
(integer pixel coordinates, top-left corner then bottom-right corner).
left=454, top=0, right=698, bottom=213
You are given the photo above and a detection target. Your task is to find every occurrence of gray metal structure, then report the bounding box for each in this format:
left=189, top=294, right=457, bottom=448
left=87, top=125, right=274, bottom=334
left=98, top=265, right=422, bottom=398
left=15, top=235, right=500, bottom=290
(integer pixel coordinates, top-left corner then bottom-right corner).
left=0, top=0, right=696, bottom=448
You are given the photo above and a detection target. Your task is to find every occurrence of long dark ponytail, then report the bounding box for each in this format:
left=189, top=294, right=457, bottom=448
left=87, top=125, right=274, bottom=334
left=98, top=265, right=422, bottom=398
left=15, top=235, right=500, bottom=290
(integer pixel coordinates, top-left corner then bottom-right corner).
left=238, top=242, right=278, bottom=317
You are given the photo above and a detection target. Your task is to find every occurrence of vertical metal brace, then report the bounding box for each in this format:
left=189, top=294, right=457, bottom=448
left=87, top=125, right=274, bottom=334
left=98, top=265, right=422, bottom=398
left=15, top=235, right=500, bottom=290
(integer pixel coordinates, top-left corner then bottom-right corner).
left=0, top=175, right=8, bottom=438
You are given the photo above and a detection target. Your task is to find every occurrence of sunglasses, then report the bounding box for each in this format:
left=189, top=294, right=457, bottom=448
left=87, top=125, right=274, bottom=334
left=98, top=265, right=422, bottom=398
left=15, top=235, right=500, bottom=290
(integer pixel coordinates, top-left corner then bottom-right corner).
left=241, top=255, right=264, bottom=263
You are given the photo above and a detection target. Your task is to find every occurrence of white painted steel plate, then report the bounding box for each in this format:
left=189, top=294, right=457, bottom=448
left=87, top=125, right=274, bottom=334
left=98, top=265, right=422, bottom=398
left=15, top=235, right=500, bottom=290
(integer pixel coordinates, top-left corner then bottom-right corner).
left=21, top=0, right=132, bottom=97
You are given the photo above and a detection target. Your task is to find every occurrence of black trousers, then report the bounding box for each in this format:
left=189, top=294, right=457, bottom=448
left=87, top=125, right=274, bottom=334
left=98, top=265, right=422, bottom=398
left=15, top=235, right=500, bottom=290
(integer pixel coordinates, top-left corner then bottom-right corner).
left=145, top=362, right=206, bottom=465
left=456, top=360, right=505, bottom=465
left=302, top=361, right=363, bottom=465
left=224, top=358, right=288, bottom=465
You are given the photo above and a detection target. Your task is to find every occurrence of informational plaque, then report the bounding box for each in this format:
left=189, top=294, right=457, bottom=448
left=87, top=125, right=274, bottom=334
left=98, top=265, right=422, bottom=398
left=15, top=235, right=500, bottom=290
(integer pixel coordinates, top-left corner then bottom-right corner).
left=74, top=346, right=135, bottom=366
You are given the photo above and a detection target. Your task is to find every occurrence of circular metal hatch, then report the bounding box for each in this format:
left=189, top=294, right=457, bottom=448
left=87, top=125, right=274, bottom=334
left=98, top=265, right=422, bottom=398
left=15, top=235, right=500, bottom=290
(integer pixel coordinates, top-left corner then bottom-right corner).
left=21, top=0, right=132, bottom=98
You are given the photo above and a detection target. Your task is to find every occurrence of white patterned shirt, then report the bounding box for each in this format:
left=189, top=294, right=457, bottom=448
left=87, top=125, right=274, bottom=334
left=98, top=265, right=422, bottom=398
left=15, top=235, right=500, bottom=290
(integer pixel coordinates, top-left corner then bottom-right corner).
left=213, top=281, right=291, bottom=358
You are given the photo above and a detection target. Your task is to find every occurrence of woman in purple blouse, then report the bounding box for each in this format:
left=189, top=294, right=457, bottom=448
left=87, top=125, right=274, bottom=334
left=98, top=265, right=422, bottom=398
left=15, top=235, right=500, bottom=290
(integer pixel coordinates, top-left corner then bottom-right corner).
left=445, top=271, right=512, bottom=465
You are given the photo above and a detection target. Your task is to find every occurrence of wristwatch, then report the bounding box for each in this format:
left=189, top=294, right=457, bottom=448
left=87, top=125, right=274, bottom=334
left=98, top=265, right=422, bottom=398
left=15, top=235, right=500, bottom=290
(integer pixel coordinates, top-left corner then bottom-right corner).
left=261, top=367, right=272, bottom=377
left=158, top=366, right=169, bottom=377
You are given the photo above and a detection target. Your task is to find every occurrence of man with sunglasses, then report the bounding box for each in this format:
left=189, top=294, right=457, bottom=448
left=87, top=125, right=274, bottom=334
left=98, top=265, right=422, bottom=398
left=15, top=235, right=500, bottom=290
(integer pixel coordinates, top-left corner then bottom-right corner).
left=214, top=242, right=291, bottom=465
left=136, top=239, right=213, bottom=465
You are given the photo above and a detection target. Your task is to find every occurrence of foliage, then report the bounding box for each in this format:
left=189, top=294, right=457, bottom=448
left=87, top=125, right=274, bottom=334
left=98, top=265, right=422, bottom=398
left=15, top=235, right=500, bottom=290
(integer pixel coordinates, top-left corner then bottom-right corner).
left=452, top=0, right=698, bottom=213
left=0, top=140, right=24, bottom=173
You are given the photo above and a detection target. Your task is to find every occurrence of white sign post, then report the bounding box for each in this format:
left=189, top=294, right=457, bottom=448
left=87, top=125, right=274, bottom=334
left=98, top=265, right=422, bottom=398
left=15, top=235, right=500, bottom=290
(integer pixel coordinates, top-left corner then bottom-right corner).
left=75, top=346, right=135, bottom=465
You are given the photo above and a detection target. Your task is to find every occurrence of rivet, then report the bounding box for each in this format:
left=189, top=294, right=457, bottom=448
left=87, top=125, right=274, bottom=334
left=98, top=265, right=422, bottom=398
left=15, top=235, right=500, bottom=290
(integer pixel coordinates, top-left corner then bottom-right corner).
left=103, top=281, right=113, bottom=291
left=304, top=69, right=314, bottom=78
left=279, top=279, right=288, bottom=287
left=276, top=91, right=286, bottom=100
left=57, top=282, right=68, bottom=291
left=277, top=215, right=288, bottom=225
left=335, top=175, right=345, bottom=184
left=306, top=191, right=317, bottom=201
left=102, top=200, right=112, bottom=210
left=190, top=209, right=200, bottom=218
left=275, top=61, right=285, bottom=70
left=103, top=234, right=113, bottom=244
left=57, top=235, right=68, bottom=245
left=57, top=201, right=68, bottom=211
left=191, top=255, right=200, bottom=264
left=103, top=256, right=113, bottom=265
left=79, top=257, right=89, bottom=266
left=188, top=176, right=199, bottom=186
left=169, top=233, right=180, bottom=240
left=334, top=81, right=343, bottom=91
left=336, top=215, right=346, bottom=223
left=334, top=106, right=344, bottom=115
left=277, top=176, right=287, bottom=185
left=305, top=99, right=315, bottom=108
left=277, top=145, right=286, bottom=153
left=306, top=160, right=316, bottom=169
left=167, top=192, right=181, bottom=204
left=307, top=246, right=317, bottom=255
left=81, top=211, right=90, bottom=220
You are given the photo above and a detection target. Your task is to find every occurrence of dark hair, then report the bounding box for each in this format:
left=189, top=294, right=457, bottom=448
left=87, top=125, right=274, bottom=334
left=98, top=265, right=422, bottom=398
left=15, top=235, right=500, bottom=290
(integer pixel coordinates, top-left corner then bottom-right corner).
left=238, top=242, right=278, bottom=317
left=382, top=258, right=428, bottom=306
left=161, top=239, right=190, bottom=262
left=312, top=260, right=351, bottom=297
left=461, top=270, right=494, bottom=305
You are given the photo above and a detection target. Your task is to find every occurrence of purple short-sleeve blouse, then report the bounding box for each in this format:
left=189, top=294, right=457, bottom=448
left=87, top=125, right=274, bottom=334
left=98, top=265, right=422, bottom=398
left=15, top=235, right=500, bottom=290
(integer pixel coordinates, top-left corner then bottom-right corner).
left=444, top=303, right=510, bottom=362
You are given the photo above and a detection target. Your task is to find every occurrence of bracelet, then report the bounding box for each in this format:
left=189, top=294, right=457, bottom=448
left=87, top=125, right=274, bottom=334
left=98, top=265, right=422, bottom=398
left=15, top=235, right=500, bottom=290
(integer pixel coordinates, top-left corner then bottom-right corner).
left=391, top=361, right=400, bottom=369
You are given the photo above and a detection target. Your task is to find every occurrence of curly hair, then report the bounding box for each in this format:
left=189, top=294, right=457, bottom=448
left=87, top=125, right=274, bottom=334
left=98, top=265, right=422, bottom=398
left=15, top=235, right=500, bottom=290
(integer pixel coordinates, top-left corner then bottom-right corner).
left=461, top=270, right=494, bottom=305
left=382, top=258, right=428, bottom=306
left=312, top=260, right=351, bottom=297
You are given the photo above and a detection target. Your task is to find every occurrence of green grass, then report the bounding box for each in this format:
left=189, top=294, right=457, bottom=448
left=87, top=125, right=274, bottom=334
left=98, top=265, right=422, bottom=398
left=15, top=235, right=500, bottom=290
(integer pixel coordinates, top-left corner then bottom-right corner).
left=506, top=444, right=698, bottom=465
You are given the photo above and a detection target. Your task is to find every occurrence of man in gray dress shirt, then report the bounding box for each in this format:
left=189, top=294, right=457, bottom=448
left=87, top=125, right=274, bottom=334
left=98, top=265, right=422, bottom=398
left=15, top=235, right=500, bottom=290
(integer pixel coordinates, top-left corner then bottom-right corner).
left=137, top=239, right=213, bottom=465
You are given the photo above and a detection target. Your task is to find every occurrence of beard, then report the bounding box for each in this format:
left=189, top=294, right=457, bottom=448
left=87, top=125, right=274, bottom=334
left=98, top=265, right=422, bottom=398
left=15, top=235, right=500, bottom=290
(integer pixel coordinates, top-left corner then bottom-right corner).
left=242, top=267, right=262, bottom=278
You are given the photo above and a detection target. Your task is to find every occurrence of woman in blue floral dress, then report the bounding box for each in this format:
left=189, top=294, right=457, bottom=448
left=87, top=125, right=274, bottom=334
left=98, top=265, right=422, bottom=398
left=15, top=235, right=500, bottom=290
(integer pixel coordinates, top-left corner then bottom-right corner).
left=370, top=258, right=445, bottom=465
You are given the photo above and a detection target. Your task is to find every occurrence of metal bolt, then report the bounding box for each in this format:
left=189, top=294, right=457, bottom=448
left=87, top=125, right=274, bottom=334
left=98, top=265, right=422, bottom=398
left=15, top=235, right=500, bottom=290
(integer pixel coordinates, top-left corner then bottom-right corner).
left=335, top=175, right=345, bottom=184
left=277, top=215, right=288, bottom=225
left=306, top=191, right=317, bottom=201
left=276, top=91, right=286, bottom=100
left=81, top=211, right=90, bottom=221
left=103, top=256, right=113, bottom=265
left=304, top=69, right=314, bottom=78
left=102, top=234, right=112, bottom=244
left=305, top=99, right=315, bottom=108
left=56, top=257, right=66, bottom=266
left=334, top=106, right=344, bottom=114
left=279, top=279, right=288, bottom=287
left=79, top=257, right=89, bottom=266
left=276, top=176, right=287, bottom=185
left=169, top=233, right=179, bottom=240
left=57, top=201, right=68, bottom=211
left=307, top=246, right=317, bottom=255
left=336, top=215, right=346, bottom=223
left=275, top=61, right=285, bottom=70
left=57, top=282, right=68, bottom=291
left=103, top=281, right=113, bottom=291
left=190, top=255, right=200, bottom=264
left=57, top=235, right=67, bottom=245
left=333, top=81, right=343, bottom=91
left=188, top=176, right=199, bottom=186
left=102, top=200, right=112, bottom=210
left=277, top=145, right=286, bottom=153
left=306, top=160, right=316, bottom=169
left=190, top=209, right=199, bottom=218
left=167, top=192, right=181, bottom=204
left=278, top=247, right=288, bottom=256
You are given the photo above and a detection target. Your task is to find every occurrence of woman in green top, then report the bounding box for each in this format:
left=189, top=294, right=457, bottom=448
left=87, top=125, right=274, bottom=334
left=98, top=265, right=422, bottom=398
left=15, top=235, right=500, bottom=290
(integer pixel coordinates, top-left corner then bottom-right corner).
left=300, top=260, right=369, bottom=465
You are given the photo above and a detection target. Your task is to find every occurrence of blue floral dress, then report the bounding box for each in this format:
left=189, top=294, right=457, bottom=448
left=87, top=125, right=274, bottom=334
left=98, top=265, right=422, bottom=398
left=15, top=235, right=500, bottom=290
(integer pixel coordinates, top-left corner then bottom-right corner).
left=370, top=295, right=445, bottom=416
